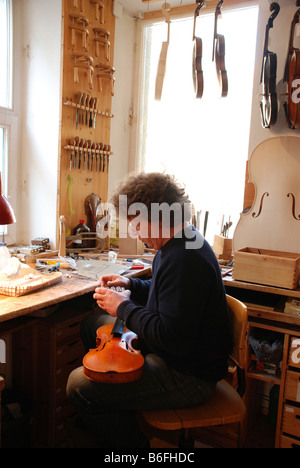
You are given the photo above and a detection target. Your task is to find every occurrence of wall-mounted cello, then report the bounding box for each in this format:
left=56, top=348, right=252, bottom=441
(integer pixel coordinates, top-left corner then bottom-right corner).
left=283, top=0, right=300, bottom=129
left=212, top=0, right=228, bottom=97
left=260, top=2, right=280, bottom=128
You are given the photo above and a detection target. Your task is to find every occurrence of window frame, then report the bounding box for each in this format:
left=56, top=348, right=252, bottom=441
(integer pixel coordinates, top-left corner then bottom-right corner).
left=130, top=1, right=259, bottom=243
left=0, top=112, right=18, bottom=244
left=0, top=0, right=16, bottom=244
left=0, top=0, right=13, bottom=111
left=131, top=0, right=260, bottom=174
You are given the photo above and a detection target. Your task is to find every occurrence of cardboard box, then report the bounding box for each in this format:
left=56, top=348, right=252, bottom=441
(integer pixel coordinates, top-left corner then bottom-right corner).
left=233, top=247, right=300, bottom=289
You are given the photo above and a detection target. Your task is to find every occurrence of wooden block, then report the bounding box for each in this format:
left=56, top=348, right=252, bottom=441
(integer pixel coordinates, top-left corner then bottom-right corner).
left=119, top=237, right=144, bottom=256
left=233, top=248, right=300, bottom=289
left=213, top=235, right=232, bottom=255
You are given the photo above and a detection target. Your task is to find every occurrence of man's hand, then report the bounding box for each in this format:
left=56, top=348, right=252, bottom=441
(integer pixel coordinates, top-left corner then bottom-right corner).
left=99, top=274, right=131, bottom=289
left=93, top=285, right=131, bottom=316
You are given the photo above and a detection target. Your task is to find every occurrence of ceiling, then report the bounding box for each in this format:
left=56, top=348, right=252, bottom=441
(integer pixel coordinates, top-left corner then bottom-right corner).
left=116, top=0, right=195, bottom=16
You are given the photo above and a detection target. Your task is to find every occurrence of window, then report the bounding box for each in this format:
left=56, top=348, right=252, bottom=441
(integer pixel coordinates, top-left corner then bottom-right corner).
left=0, top=0, right=13, bottom=109
left=0, top=0, right=16, bottom=244
left=136, top=5, right=259, bottom=244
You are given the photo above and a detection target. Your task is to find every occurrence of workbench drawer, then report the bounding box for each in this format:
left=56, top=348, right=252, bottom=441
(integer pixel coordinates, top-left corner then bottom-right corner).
left=56, top=339, right=85, bottom=368
left=56, top=356, right=83, bottom=387
left=285, top=370, right=300, bottom=403
left=55, top=319, right=83, bottom=347
left=288, top=337, right=300, bottom=370
left=280, top=434, right=300, bottom=448
left=282, top=404, right=300, bottom=438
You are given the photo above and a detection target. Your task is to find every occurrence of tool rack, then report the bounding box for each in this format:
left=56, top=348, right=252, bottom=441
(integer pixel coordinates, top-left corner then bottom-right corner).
left=57, top=0, right=115, bottom=243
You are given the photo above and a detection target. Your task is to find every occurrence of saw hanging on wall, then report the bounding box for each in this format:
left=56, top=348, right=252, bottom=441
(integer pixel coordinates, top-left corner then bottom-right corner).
left=155, top=2, right=171, bottom=100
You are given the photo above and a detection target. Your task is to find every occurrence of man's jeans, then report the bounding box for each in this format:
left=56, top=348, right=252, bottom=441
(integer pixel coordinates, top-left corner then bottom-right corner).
left=66, top=311, right=216, bottom=448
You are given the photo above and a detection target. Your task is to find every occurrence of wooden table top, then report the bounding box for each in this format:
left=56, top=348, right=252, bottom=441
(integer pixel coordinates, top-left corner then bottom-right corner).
left=0, top=264, right=152, bottom=324
left=0, top=274, right=98, bottom=323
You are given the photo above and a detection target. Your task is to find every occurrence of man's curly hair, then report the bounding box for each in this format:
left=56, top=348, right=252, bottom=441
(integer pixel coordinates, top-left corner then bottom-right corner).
left=111, top=172, right=191, bottom=226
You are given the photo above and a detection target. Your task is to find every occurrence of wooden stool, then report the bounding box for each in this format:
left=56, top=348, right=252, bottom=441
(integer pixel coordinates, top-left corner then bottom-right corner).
left=141, top=295, right=248, bottom=448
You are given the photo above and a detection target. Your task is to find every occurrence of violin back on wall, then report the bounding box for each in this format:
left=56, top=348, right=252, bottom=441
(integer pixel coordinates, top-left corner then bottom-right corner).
left=233, top=137, right=300, bottom=254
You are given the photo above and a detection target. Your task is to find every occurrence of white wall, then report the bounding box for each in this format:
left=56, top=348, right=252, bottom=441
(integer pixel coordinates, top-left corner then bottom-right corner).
left=108, top=9, right=136, bottom=199
left=15, top=0, right=62, bottom=247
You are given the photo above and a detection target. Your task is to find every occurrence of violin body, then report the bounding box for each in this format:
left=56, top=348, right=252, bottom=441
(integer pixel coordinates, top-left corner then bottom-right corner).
left=260, top=2, right=280, bottom=128
left=193, top=37, right=204, bottom=98
left=286, top=50, right=300, bottom=128
left=215, top=33, right=228, bottom=97
left=83, top=320, right=144, bottom=383
left=260, top=51, right=278, bottom=128
left=284, top=3, right=300, bottom=129
left=213, top=1, right=228, bottom=97
left=192, top=1, right=205, bottom=99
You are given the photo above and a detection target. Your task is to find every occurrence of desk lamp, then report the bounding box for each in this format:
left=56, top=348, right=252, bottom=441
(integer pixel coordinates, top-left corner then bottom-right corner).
left=0, top=171, right=16, bottom=243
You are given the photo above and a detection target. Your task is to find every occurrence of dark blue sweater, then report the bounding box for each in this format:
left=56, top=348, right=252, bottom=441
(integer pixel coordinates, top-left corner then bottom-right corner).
left=117, top=226, right=232, bottom=382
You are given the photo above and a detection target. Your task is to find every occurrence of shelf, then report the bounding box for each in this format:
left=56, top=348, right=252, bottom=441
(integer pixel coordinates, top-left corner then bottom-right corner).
left=247, top=365, right=282, bottom=385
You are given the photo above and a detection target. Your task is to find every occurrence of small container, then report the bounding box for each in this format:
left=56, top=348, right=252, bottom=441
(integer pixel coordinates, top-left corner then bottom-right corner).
left=73, top=219, right=90, bottom=249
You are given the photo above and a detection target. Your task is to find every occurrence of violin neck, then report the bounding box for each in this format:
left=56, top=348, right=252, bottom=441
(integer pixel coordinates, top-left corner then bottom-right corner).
left=111, top=317, right=124, bottom=336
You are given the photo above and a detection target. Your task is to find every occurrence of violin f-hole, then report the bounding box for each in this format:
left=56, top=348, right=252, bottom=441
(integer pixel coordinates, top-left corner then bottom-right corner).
left=287, top=192, right=300, bottom=220
left=252, top=192, right=269, bottom=218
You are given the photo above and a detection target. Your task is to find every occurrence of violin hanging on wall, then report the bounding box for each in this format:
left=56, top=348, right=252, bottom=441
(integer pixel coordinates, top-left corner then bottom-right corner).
left=212, top=0, right=228, bottom=97
left=283, top=0, right=300, bottom=129
left=155, top=3, right=171, bottom=100
left=192, top=0, right=205, bottom=99
left=260, top=2, right=280, bottom=129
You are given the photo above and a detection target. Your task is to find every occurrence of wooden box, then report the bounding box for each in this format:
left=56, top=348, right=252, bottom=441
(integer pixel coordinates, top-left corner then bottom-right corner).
left=233, top=248, right=300, bottom=289
left=288, top=337, right=300, bottom=370
left=282, top=404, right=300, bottom=439
left=284, top=370, right=300, bottom=403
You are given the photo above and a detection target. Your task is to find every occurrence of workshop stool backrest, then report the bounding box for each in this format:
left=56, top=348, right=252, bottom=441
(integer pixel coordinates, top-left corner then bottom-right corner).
left=226, top=294, right=248, bottom=397
left=227, top=294, right=248, bottom=369
left=0, top=376, right=4, bottom=448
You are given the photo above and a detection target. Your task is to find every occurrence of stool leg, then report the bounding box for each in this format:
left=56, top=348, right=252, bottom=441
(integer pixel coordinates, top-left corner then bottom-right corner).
left=179, top=429, right=194, bottom=448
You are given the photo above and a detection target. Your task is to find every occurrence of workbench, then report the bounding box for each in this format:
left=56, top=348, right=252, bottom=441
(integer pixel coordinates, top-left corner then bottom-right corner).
left=0, top=265, right=151, bottom=447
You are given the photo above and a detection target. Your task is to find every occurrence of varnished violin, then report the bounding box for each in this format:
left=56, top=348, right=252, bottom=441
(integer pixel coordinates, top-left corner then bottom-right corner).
left=284, top=0, right=300, bottom=129
left=192, top=1, right=205, bottom=99
left=260, top=2, right=280, bottom=128
left=213, top=0, right=228, bottom=97
left=83, top=317, right=144, bottom=383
